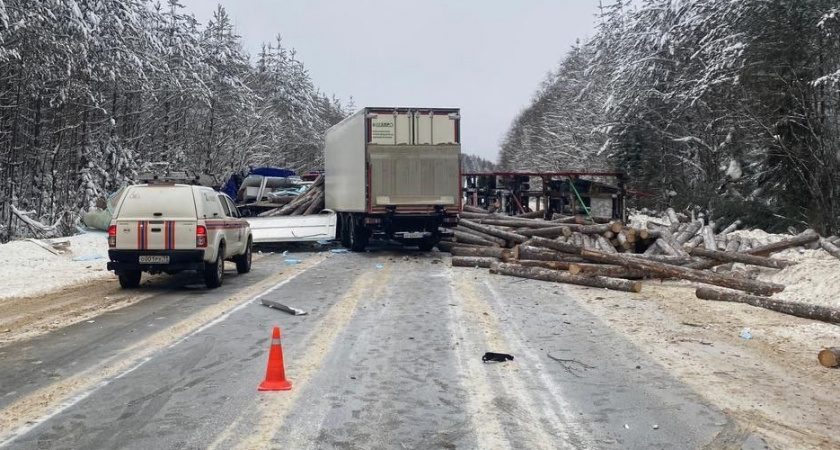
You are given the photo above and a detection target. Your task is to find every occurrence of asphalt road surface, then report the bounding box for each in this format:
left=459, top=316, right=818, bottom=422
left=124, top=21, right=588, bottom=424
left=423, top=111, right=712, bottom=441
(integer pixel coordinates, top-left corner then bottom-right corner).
left=0, top=243, right=769, bottom=449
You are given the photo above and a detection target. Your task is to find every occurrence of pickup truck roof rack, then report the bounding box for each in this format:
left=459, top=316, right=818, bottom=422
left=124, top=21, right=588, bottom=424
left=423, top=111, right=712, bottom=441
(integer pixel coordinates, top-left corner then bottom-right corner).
left=137, top=170, right=219, bottom=187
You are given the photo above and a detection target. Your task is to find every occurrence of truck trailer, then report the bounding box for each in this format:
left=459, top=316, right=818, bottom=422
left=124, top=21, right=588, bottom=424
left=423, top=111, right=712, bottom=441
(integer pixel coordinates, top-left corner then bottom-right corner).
left=325, top=107, right=461, bottom=252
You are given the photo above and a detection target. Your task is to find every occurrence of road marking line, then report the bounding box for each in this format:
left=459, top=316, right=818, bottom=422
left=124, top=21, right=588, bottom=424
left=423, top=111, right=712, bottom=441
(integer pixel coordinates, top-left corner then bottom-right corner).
left=227, top=264, right=393, bottom=450
left=0, top=255, right=325, bottom=446
left=447, top=268, right=512, bottom=449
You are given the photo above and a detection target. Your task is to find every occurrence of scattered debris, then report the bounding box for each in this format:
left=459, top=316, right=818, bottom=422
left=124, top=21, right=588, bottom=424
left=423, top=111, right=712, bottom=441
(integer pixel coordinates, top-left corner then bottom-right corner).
left=482, top=352, right=514, bottom=363
left=546, top=352, right=594, bottom=377
left=260, top=299, right=307, bottom=316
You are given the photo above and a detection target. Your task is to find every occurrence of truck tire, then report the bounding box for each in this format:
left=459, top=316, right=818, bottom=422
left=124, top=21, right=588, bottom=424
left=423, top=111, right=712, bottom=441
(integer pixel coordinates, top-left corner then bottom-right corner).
left=205, top=245, right=225, bottom=288
left=349, top=219, right=369, bottom=252
left=418, top=241, right=435, bottom=252
left=340, top=214, right=352, bottom=248
left=118, top=270, right=142, bottom=289
left=235, top=238, right=252, bottom=274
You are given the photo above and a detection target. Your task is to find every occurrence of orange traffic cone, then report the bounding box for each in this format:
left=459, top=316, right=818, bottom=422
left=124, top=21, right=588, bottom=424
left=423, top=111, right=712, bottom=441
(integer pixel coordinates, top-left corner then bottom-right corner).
left=258, top=326, right=292, bottom=391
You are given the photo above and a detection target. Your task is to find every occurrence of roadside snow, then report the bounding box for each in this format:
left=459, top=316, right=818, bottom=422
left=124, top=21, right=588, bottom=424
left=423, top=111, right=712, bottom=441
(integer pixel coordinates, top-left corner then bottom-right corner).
left=0, top=231, right=111, bottom=301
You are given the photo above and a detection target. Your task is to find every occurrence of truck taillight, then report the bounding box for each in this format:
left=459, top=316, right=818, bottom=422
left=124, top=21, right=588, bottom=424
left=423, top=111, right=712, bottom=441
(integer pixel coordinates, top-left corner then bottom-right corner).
left=108, top=225, right=116, bottom=247
left=196, top=225, right=208, bottom=247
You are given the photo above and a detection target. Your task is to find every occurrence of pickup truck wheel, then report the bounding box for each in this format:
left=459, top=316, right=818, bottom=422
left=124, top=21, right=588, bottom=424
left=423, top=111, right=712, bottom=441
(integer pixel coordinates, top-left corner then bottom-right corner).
left=205, top=246, right=225, bottom=288
left=118, top=270, right=142, bottom=289
left=418, top=242, right=435, bottom=252
left=235, top=239, right=252, bottom=274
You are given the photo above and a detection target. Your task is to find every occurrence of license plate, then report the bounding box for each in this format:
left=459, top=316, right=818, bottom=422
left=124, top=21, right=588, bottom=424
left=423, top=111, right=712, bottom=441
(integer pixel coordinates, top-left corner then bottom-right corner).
left=139, top=255, right=169, bottom=264
left=403, top=232, right=425, bottom=239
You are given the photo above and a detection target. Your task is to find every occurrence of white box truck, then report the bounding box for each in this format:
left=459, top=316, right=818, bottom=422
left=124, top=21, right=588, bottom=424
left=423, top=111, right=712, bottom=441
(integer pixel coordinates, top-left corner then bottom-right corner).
left=325, top=107, right=461, bottom=251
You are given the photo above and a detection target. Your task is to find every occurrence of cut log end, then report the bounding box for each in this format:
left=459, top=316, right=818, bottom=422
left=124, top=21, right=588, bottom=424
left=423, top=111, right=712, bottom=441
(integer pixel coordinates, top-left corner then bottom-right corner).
left=818, top=348, right=840, bottom=368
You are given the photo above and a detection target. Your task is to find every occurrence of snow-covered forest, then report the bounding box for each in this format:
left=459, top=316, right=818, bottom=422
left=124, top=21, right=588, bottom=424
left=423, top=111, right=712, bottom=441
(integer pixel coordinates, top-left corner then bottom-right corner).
left=501, top=0, right=840, bottom=235
left=0, top=0, right=350, bottom=242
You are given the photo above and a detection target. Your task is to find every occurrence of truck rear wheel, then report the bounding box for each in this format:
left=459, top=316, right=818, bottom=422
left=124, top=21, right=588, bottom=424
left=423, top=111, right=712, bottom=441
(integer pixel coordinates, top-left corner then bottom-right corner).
left=340, top=214, right=352, bottom=248
left=205, top=245, right=225, bottom=288
left=349, top=219, right=369, bottom=252
left=118, top=270, right=142, bottom=289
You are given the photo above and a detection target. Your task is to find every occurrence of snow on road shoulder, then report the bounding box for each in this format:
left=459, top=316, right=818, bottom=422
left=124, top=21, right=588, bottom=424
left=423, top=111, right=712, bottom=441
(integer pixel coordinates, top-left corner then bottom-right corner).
left=0, top=231, right=112, bottom=302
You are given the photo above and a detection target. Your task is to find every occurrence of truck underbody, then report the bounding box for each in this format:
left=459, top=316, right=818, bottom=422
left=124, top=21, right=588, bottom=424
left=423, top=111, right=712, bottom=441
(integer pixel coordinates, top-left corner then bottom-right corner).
left=337, top=210, right=458, bottom=252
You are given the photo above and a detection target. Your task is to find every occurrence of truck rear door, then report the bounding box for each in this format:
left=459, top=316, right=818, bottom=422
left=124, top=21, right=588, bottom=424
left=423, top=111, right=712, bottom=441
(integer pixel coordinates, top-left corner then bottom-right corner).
left=366, top=108, right=461, bottom=213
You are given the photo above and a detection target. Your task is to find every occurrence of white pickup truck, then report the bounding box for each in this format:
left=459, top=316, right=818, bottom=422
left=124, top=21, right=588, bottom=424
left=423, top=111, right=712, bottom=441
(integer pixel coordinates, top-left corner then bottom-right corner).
left=106, top=183, right=253, bottom=289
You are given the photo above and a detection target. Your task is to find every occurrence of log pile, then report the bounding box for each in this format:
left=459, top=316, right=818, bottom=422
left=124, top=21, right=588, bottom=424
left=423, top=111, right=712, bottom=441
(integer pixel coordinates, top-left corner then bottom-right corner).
left=259, top=175, right=325, bottom=217
left=441, top=206, right=833, bottom=303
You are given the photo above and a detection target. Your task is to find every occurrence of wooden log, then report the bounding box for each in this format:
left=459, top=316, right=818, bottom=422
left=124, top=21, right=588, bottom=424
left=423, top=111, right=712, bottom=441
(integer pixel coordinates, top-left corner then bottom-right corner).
left=568, top=263, right=648, bottom=279
left=579, top=249, right=786, bottom=296
left=686, top=247, right=795, bottom=269
left=674, top=221, right=703, bottom=245
left=459, top=211, right=497, bottom=220
left=666, top=208, right=680, bottom=230
left=458, top=219, right=529, bottom=245
left=719, top=220, right=742, bottom=235
left=513, top=244, right=586, bottom=263
left=527, top=236, right=584, bottom=255
left=452, top=256, right=501, bottom=268
left=489, top=262, right=642, bottom=293
left=626, top=254, right=697, bottom=265
left=748, top=229, right=820, bottom=256
left=696, top=287, right=840, bottom=324
left=470, top=217, right=558, bottom=229
left=463, top=205, right=490, bottom=214
left=819, top=238, right=840, bottom=261
left=595, top=235, right=618, bottom=254
left=303, top=196, right=324, bottom=215
left=451, top=246, right=512, bottom=260
left=452, top=230, right=500, bottom=247
left=456, top=226, right=508, bottom=247
left=724, top=237, right=741, bottom=253
left=517, top=260, right=573, bottom=270
left=518, top=226, right=569, bottom=238
left=551, top=214, right=583, bottom=224
left=518, top=209, right=547, bottom=219
left=818, top=348, right=840, bottom=368
left=689, top=229, right=820, bottom=270
left=701, top=225, right=716, bottom=250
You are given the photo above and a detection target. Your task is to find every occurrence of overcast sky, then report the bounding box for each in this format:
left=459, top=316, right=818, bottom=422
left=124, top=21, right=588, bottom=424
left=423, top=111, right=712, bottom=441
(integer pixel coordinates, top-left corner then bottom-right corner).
left=178, top=0, right=602, bottom=162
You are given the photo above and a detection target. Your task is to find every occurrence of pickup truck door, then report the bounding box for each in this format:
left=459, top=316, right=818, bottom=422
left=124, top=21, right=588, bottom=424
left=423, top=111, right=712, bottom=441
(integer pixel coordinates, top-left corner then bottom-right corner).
left=218, top=194, right=246, bottom=254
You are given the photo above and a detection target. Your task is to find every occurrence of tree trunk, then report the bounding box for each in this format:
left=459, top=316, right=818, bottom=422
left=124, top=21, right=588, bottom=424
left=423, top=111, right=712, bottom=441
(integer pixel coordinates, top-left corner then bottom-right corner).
left=451, top=246, right=512, bottom=259
left=452, top=256, right=501, bottom=268
left=579, top=249, right=785, bottom=296
left=696, top=287, right=840, bottom=324
left=489, top=262, right=642, bottom=293
left=686, top=247, right=795, bottom=269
